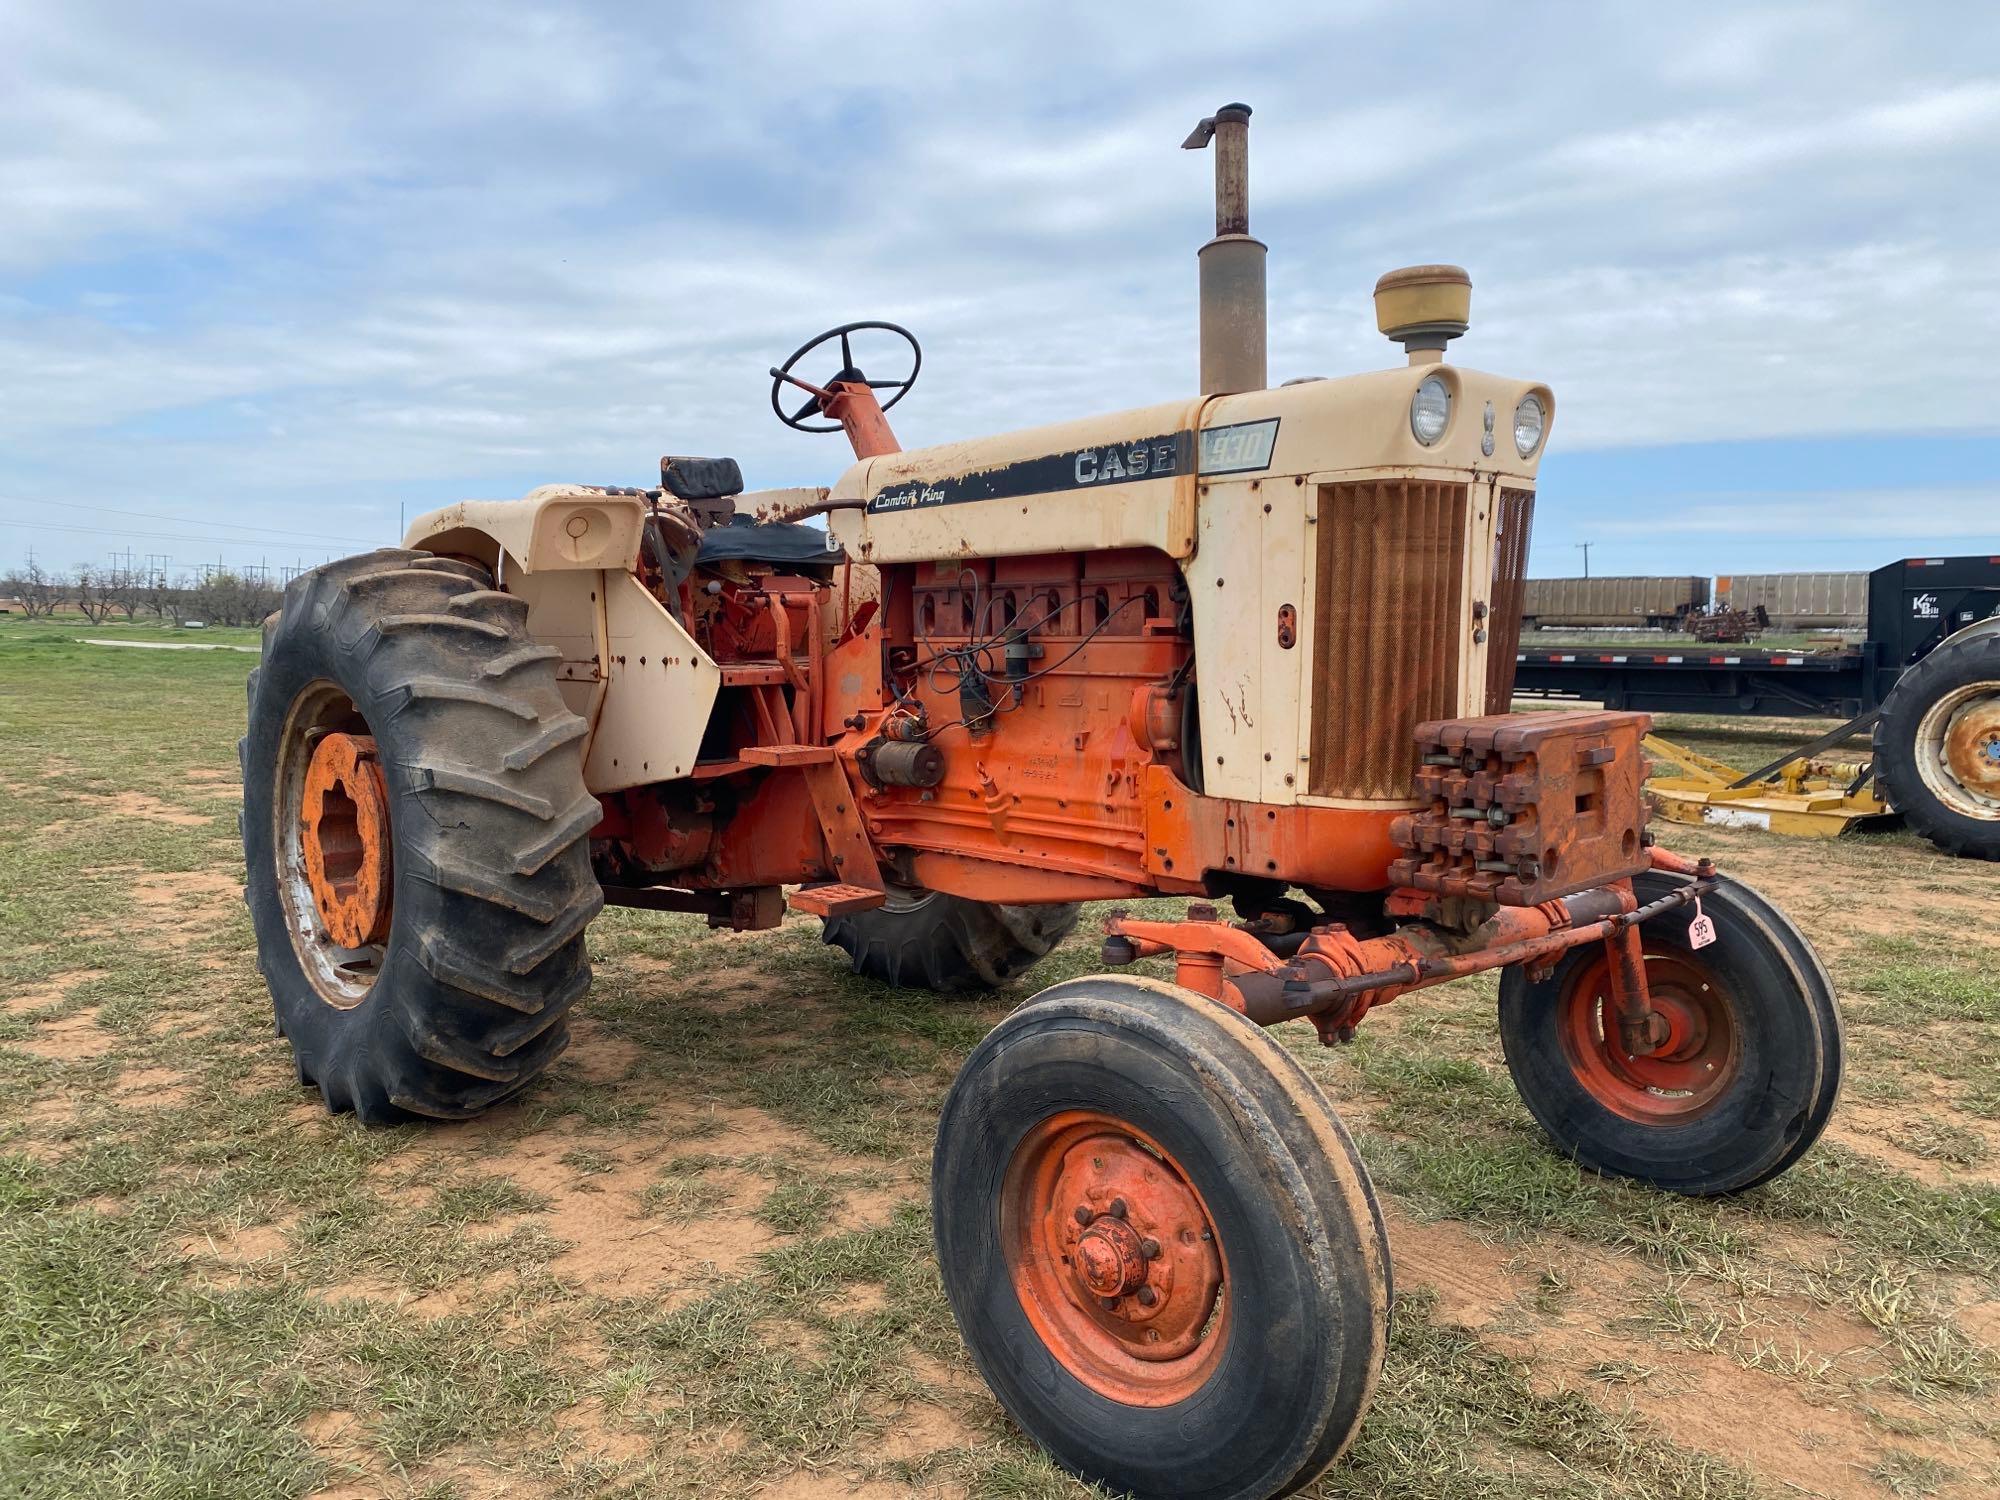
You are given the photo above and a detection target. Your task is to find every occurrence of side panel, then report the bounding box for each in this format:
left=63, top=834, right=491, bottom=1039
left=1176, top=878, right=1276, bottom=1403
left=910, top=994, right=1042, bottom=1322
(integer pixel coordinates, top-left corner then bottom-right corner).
left=1181, top=474, right=1310, bottom=804
left=507, top=564, right=605, bottom=729
left=505, top=566, right=720, bottom=794
left=586, top=572, right=721, bottom=790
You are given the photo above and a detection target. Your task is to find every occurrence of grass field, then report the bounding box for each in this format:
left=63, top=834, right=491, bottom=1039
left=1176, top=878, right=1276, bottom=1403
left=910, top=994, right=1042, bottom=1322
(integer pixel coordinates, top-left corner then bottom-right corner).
left=3, top=614, right=1998, bottom=1500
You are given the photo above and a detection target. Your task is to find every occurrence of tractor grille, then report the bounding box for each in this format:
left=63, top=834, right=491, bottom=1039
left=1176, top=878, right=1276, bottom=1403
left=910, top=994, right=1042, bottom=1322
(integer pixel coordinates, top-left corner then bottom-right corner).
left=1484, top=487, right=1536, bottom=713
left=1307, top=479, right=1469, bottom=799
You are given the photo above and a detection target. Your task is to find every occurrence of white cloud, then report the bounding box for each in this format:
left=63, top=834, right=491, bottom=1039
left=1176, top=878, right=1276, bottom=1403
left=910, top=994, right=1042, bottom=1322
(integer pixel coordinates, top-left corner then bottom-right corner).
left=1, top=1, right=1998, bottom=571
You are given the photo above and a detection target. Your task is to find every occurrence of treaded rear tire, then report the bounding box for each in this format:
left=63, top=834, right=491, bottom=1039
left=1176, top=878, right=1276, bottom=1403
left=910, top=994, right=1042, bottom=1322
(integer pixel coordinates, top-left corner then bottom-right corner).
left=822, top=886, right=1079, bottom=993
left=241, top=548, right=603, bottom=1123
left=1874, top=632, right=2000, bottom=860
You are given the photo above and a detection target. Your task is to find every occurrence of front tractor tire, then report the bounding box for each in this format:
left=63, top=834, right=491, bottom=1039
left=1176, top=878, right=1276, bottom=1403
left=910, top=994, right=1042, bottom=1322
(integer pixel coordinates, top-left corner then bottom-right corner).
left=933, top=976, right=1390, bottom=1500
left=241, top=549, right=603, bottom=1124
left=822, top=885, right=1078, bottom=993
left=1874, top=630, right=2000, bottom=860
left=1498, top=871, right=1843, bottom=1196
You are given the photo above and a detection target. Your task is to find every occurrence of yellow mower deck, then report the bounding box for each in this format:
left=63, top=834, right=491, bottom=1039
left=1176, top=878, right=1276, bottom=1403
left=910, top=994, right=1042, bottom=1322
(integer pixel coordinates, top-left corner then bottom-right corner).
left=1643, top=734, right=1894, bottom=839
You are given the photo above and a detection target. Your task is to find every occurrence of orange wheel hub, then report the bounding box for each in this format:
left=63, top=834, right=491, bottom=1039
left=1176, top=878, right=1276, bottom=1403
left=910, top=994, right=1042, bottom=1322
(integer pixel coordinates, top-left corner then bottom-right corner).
left=1002, top=1110, right=1227, bottom=1406
left=1559, top=951, right=1740, bottom=1123
left=300, top=732, right=392, bottom=948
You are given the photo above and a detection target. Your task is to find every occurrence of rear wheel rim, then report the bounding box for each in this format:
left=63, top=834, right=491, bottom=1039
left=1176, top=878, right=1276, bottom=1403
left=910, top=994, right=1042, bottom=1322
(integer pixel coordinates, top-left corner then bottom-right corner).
left=1558, top=951, right=1741, bottom=1122
left=1918, top=682, right=2000, bottom=818
left=275, top=681, right=390, bottom=1009
left=1001, top=1110, right=1227, bottom=1406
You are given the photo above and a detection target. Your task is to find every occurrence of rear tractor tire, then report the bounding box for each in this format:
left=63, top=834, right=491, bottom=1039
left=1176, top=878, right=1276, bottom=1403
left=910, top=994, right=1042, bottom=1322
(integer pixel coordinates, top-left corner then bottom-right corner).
left=822, top=884, right=1078, bottom=993
left=1874, top=630, right=2000, bottom=860
left=1498, top=870, right=1842, bottom=1196
left=933, top=975, right=1390, bottom=1500
left=241, top=549, right=603, bottom=1124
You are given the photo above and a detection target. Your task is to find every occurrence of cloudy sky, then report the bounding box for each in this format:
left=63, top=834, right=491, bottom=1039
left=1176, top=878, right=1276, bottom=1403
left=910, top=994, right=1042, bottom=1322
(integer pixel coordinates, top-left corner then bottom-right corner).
left=3, top=1, right=1996, bottom=582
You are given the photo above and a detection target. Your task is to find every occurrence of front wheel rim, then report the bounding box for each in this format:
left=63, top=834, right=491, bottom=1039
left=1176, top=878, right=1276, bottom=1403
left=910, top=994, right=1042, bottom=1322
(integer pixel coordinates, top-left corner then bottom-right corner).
left=1558, top=951, right=1741, bottom=1123
left=1001, top=1110, right=1228, bottom=1406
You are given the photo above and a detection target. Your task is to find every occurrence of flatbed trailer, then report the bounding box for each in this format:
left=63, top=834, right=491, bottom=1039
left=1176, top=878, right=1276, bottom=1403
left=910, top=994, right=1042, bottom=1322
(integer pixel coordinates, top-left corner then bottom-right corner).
left=1514, top=556, right=2000, bottom=719
left=1514, top=556, right=2000, bottom=859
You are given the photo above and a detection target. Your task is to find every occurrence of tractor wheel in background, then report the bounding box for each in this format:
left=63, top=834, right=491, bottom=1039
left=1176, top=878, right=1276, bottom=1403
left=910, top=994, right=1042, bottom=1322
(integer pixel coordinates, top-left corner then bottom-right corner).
left=1874, top=631, right=2000, bottom=860
left=241, top=548, right=604, bottom=1124
left=822, top=884, right=1078, bottom=993
left=933, top=975, right=1390, bottom=1500
left=1499, top=870, right=1842, bottom=1196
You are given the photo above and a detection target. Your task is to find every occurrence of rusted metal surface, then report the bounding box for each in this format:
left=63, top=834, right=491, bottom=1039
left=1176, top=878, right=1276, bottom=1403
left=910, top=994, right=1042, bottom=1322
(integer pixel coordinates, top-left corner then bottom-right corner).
left=788, top=882, right=887, bottom=918
left=299, top=732, right=391, bottom=948
left=1185, top=102, right=1265, bottom=395
left=1688, top=606, right=1766, bottom=644
left=1484, top=487, right=1535, bottom=712
left=1139, top=765, right=1405, bottom=894
left=1560, top=946, right=1742, bottom=1121
left=820, top=380, right=903, bottom=460
left=1943, top=692, right=2000, bottom=800
left=1308, top=479, right=1468, bottom=799
left=1102, top=874, right=1711, bottom=1052
left=597, top=883, right=783, bottom=930
left=1388, top=710, right=1652, bottom=904
left=1003, top=1110, right=1227, bottom=1405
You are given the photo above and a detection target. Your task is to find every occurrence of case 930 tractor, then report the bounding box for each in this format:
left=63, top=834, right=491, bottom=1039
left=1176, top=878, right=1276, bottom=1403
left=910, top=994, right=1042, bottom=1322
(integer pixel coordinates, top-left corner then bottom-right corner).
left=241, top=105, right=1842, bottom=1500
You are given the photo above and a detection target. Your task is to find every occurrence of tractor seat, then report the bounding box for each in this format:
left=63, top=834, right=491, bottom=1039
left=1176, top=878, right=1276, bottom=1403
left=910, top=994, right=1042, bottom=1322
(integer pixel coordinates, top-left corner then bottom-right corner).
left=695, top=514, right=844, bottom=570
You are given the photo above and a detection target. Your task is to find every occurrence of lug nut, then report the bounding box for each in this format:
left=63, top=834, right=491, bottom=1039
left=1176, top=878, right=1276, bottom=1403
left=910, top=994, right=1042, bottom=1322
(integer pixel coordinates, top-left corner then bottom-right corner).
left=1136, top=1286, right=1158, bottom=1307
left=1139, top=1238, right=1160, bottom=1260
left=1100, top=1296, right=1120, bottom=1311
left=1108, top=1198, right=1127, bottom=1219
left=1074, top=1205, right=1093, bottom=1225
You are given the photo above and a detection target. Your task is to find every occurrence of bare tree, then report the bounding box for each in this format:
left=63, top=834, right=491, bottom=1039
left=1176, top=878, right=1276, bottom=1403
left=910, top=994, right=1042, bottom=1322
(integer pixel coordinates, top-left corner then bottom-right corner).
left=188, top=568, right=281, bottom=627
left=71, top=563, right=119, bottom=624
left=0, top=560, right=66, bottom=619
left=143, top=571, right=187, bottom=622
left=107, top=566, right=143, bottom=621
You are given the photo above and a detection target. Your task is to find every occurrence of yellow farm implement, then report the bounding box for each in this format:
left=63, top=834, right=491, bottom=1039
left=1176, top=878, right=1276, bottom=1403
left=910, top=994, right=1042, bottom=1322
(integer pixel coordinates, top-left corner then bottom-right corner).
left=1643, top=733, right=1893, bottom=838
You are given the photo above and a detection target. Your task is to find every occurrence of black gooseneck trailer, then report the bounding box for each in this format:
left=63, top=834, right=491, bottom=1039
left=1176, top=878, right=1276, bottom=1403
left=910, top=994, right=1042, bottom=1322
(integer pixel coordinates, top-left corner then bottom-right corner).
left=1512, top=556, right=2000, bottom=859
left=1514, top=556, right=1998, bottom=720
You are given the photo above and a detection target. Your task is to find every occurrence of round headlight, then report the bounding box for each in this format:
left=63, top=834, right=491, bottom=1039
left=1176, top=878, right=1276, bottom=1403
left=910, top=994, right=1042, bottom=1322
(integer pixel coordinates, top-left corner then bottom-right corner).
left=1513, top=394, right=1545, bottom=458
left=1410, top=376, right=1451, bottom=445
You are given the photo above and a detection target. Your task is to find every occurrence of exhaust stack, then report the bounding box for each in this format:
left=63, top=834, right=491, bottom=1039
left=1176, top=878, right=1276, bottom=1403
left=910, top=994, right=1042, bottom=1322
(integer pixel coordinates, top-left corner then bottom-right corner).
left=1184, top=103, right=1267, bottom=395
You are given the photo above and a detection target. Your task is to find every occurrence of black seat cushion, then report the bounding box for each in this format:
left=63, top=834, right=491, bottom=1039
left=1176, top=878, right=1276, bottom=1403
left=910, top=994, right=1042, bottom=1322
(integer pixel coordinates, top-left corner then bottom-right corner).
left=695, top=515, right=844, bottom=569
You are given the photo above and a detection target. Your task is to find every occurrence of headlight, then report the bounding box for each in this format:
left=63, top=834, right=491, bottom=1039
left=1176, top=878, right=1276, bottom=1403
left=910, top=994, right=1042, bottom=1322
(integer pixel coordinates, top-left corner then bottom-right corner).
left=1410, top=376, right=1451, bottom=445
left=1513, top=394, right=1545, bottom=458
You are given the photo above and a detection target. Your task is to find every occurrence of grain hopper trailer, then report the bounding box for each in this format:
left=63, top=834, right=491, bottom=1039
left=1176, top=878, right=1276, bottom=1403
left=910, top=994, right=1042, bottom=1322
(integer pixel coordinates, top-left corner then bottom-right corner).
left=240, top=106, right=1843, bottom=1499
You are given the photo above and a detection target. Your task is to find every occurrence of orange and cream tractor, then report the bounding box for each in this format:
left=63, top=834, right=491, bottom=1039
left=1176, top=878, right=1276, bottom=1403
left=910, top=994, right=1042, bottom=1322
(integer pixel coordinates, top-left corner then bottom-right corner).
left=241, top=105, right=1842, bottom=1499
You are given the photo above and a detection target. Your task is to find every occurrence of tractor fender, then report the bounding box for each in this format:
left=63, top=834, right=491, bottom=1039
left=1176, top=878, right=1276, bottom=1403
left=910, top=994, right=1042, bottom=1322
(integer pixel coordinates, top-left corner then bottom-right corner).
left=1937, top=613, right=2000, bottom=652
left=403, top=489, right=721, bottom=794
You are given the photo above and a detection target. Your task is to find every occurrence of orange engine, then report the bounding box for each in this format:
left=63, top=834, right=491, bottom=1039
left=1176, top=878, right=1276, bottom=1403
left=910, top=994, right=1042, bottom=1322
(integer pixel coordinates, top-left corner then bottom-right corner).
left=590, top=518, right=1411, bottom=918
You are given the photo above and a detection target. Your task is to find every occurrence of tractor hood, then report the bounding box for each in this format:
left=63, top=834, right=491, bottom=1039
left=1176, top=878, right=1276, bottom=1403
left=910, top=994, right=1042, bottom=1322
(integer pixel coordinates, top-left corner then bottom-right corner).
left=825, top=363, right=1552, bottom=565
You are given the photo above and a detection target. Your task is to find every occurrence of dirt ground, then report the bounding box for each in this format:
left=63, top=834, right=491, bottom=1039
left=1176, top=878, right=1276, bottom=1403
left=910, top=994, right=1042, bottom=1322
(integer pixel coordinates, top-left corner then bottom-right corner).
left=3, top=618, right=1997, bottom=1500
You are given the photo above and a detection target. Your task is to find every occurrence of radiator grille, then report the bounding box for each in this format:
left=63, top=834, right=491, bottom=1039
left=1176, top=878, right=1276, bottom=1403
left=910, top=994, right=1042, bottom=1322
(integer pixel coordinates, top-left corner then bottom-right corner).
left=1307, top=479, right=1468, bottom=799
left=1484, top=487, right=1537, bottom=713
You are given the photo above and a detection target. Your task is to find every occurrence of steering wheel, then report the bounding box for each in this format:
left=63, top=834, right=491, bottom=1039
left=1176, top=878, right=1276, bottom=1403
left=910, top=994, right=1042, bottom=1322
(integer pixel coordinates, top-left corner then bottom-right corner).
left=769, top=320, right=921, bottom=433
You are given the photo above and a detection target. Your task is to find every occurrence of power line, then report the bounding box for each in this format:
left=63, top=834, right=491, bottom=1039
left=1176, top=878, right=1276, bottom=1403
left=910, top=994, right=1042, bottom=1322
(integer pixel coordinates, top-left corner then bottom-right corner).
left=5, top=519, right=371, bottom=554
left=2, top=497, right=381, bottom=549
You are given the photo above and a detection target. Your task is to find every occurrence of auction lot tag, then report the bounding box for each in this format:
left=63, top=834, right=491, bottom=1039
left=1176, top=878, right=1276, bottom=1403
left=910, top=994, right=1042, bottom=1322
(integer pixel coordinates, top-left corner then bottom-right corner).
left=1688, top=898, right=1717, bottom=951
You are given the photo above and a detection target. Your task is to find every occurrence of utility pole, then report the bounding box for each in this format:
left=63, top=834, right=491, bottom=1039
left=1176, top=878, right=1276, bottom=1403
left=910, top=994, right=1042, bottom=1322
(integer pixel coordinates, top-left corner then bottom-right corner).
left=1575, top=541, right=1594, bottom=579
